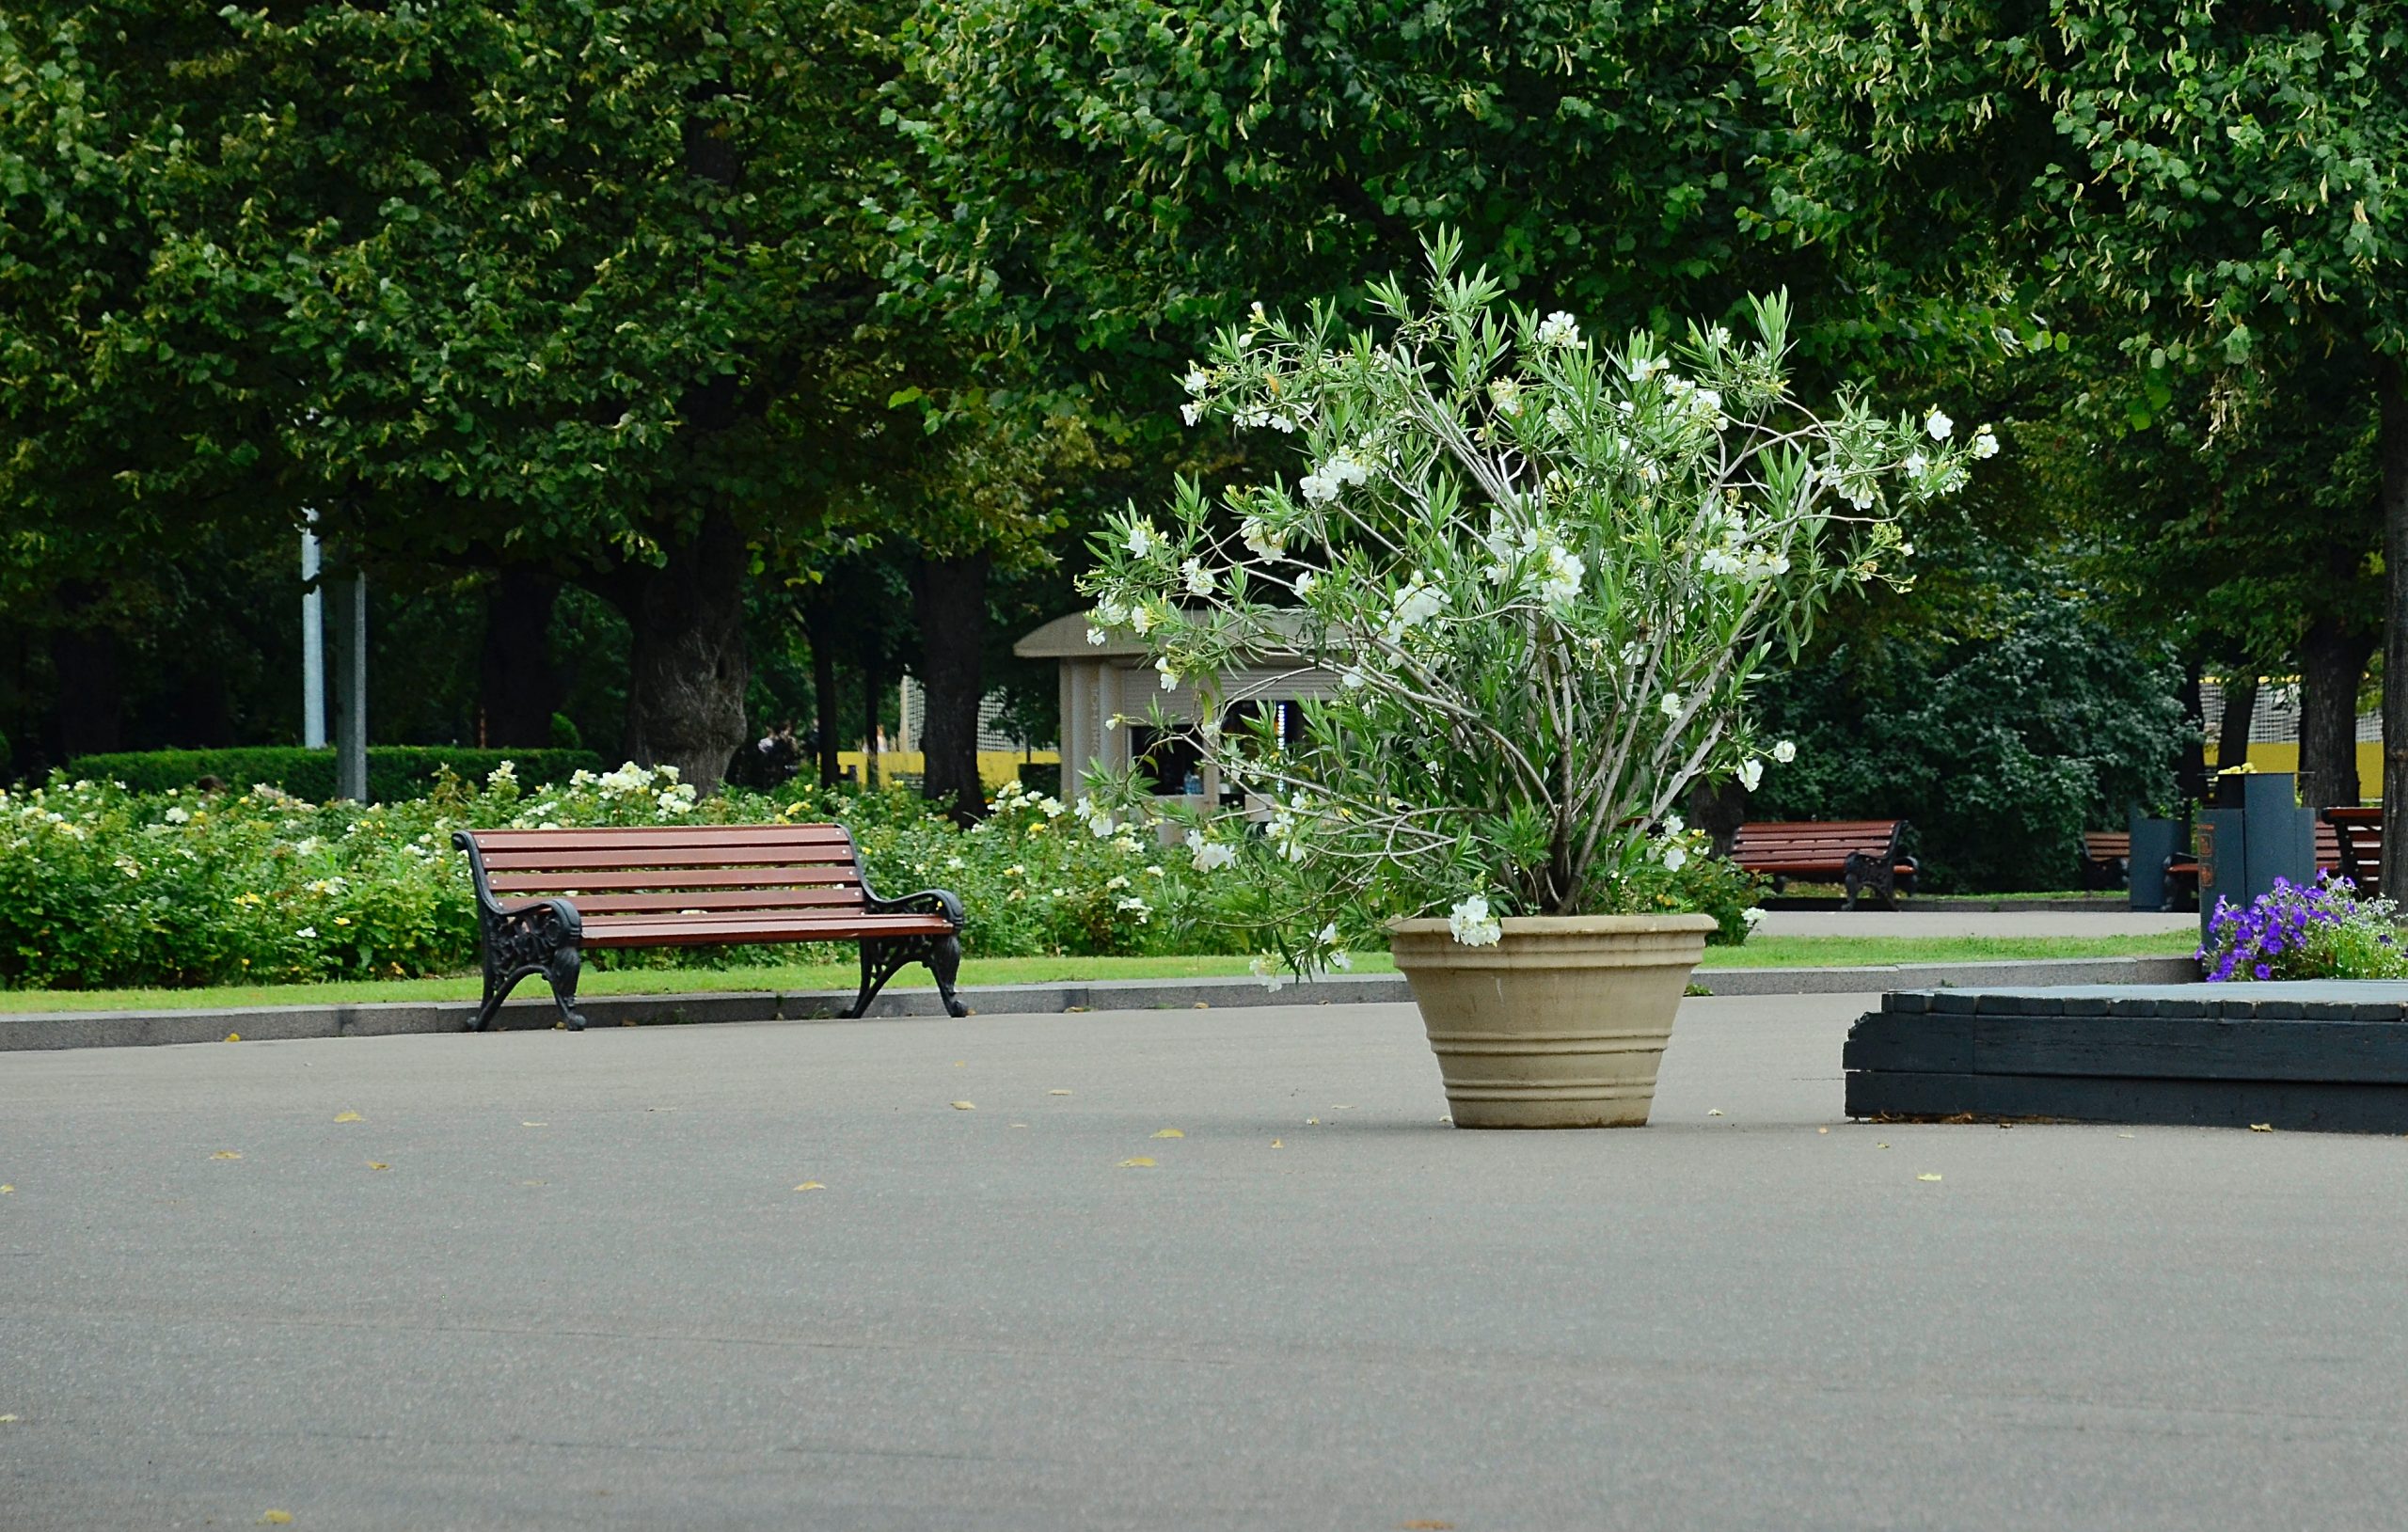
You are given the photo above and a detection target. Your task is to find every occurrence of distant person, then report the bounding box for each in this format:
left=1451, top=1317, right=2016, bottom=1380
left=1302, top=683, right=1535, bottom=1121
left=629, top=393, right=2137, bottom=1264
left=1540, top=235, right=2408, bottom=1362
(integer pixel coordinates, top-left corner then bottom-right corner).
left=752, top=721, right=800, bottom=787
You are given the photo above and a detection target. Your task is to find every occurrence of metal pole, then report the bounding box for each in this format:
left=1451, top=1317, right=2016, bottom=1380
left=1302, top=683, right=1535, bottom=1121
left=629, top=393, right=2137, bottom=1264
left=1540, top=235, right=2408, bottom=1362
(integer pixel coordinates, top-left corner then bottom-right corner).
left=336, top=570, right=369, bottom=801
left=300, top=515, right=326, bottom=749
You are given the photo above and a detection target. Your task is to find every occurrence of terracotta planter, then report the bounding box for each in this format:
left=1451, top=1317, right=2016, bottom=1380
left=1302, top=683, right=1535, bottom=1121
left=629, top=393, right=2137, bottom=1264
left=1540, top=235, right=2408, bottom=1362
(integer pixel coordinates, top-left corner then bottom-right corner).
left=1388, top=914, right=1718, bottom=1129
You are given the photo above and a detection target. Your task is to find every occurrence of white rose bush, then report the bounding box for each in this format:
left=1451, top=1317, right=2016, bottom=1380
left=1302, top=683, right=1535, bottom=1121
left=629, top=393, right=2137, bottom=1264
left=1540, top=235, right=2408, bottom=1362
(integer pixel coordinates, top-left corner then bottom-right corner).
left=1079, top=238, right=1991, bottom=972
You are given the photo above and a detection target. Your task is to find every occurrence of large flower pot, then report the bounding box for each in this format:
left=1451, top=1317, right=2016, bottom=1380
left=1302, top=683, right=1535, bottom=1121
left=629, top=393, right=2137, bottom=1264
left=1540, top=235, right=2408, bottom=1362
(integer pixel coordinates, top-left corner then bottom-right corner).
left=1388, top=914, right=1718, bottom=1129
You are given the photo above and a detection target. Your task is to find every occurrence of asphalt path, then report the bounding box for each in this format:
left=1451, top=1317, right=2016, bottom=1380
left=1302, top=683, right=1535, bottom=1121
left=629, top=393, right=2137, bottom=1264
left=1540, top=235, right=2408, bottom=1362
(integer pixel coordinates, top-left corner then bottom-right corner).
left=1751, top=909, right=2199, bottom=938
left=4, top=996, right=2403, bottom=1530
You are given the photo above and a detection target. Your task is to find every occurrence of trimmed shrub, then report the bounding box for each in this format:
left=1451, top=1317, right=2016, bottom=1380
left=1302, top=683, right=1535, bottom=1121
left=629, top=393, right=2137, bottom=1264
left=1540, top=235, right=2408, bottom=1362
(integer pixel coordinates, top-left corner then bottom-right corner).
left=58, top=746, right=602, bottom=802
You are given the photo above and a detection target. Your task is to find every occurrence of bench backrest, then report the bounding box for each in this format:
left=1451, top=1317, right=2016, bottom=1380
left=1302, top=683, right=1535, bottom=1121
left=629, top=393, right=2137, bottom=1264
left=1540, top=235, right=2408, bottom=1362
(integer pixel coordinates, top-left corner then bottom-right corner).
left=2323, top=808, right=2384, bottom=885
left=1730, top=820, right=1907, bottom=870
left=2082, top=831, right=2131, bottom=861
left=460, top=823, right=869, bottom=918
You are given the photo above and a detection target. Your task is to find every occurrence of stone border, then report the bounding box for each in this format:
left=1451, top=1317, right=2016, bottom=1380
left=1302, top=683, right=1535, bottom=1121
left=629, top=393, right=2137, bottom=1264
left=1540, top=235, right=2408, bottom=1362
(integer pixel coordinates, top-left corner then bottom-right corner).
left=1, top=954, right=2200, bottom=1053
left=1846, top=980, right=2408, bottom=1135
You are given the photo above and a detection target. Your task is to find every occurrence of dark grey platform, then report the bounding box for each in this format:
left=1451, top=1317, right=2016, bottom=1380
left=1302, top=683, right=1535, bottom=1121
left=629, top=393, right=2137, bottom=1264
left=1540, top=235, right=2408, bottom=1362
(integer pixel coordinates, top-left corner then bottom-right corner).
left=1846, top=982, right=2408, bottom=1134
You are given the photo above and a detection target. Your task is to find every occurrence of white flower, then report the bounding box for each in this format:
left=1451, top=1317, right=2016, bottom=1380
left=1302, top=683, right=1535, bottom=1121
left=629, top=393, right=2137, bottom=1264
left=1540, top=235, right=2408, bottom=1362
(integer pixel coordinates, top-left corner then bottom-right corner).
left=163, top=807, right=191, bottom=824
left=1248, top=954, right=1288, bottom=992
left=1156, top=658, right=1180, bottom=691
left=1186, top=829, right=1237, bottom=873
left=1180, top=401, right=1204, bottom=426
left=1660, top=841, right=1689, bottom=873
left=1129, top=605, right=1157, bottom=636
left=1737, top=758, right=1765, bottom=792
left=1488, top=377, right=1524, bottom=417
left=1448, top=895, right=1503, bottom=947
left=1339, top=668, right=1367, bottom=689
left=1972, top=426, right=2000, bottom=459
left=1113, top=835, right=1140, bottom=853
left=1038, top=796, right=1065, bottom=818
left=1772, top=739, right=1798, bottom=764
left=1741, top=907, right=1766, bottom=928
left=1181, top=558, right=1214, bottom=597
left=295, top=926, right=317, bottom=940
left=1329, top=950, right=1353, bottom=971
left=1294, top=571, right=1317, bottom=597
left=1102, top=715, right=1120, bottom=733
left=1925, top=407, right=1954, bottom=441
left=1104, top=875, right=1131, bottom=892
left=1534, top=545, right=1584, bottom=608
left=1086, top=626, right=1107, bottom=646
left=1181, top=366, right=1210, bottom=397
left=1904, top=451, right=1928, bottom=480
left=1240, top=517, right=1284, bottom=561
left=487, top=761, right=517, bottom=788
left=1629, top=355, right=1666, bottom=382
left=1124, top=522, right=1158, bottom=558
left=1660, top=691, right=1683, bottom=719
left=1536, top=310, right=1580, bottom=348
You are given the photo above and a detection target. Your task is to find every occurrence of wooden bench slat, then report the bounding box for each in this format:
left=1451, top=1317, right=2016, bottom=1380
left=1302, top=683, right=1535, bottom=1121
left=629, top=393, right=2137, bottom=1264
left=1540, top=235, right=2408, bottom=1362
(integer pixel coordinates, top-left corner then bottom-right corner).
left=468, top=825, right=856, bottom=849
left=486, top=865, right=863, bottom=894
left=479, top=845, right=863, bottom=873
left=582, top=911, right=955, bottom=947
left=559, top=888, right=868, bottom=915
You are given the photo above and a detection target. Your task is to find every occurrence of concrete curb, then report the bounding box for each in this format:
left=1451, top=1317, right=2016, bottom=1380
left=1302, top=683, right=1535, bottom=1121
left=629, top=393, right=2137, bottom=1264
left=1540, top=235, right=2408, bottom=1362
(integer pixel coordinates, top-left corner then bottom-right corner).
left=0, top=956, right=2201, bottom=1052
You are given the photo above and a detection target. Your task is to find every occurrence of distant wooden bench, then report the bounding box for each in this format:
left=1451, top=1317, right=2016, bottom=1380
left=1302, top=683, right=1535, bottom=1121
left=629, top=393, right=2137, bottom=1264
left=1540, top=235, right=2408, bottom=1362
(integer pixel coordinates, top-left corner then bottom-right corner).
left=1730, top=820, right=1917, bottom=909
left=2162, top=815, right=2373, bottom=908
left=452, top=823, right=966, bottom=1031
left=2080, top=831, right=2131, bottom=891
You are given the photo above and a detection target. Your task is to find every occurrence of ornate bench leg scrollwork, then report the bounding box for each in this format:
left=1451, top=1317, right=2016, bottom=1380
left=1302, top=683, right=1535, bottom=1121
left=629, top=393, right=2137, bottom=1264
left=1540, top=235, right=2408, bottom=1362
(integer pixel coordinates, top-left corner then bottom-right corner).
left=850, top=879, right=970, bottom=1019
left=1842, top=851, right=1900, bottom=912
left=472, top=897, right=587, bottom=1032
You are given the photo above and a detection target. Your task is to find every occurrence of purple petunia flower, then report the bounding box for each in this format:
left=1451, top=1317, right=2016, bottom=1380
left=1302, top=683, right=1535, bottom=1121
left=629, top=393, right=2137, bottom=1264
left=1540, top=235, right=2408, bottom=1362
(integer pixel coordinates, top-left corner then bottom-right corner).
left=2253, top=963, right=2272, bottom=979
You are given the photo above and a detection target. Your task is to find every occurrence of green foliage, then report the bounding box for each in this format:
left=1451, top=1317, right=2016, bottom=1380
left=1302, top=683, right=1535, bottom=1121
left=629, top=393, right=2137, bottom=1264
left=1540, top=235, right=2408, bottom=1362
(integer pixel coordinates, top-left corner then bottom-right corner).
left=1750, top=567, right=2186, bottom=892
left=2197, top=875, right=2408, bottom=983
left=58, top=748, right=602, bottom=803
left=0, top=766, right=1248, bottom=990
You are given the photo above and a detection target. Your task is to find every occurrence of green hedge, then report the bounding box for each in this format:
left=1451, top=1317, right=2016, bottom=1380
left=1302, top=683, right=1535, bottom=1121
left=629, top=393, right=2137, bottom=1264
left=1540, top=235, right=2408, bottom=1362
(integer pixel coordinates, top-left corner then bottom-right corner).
left=59, top=746, right=603, bottom=802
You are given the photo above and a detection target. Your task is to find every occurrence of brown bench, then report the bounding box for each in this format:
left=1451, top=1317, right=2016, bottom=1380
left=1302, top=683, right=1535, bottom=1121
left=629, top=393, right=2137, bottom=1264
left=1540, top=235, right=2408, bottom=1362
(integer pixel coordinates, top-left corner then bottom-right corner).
left=2162, top=817, right=2369, bottom=908
left=1730, top=819, right=1917, bottom=908
left=452, top=823, right=966, bottom=1031
left=2080, top=831, right=2131, bottom=891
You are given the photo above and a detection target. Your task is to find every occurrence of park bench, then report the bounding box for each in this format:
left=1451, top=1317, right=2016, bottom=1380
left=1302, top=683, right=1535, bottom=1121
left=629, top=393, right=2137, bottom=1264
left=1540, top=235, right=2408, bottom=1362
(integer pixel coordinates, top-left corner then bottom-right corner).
left=2161, top=814, right=2380, bottom=908
left=452, top=823, right=967, bottom=1032
left=2080, top=831, right=2131, bottom=891
left=1730, top=819, right=1917, bottom=909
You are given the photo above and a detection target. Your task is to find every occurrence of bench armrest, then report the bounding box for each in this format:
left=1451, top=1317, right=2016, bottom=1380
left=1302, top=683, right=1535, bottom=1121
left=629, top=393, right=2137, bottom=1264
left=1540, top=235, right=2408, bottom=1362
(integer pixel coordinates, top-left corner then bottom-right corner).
left=862, top=883, right=967, bottom=929
left=452, top=829, right=582, bottom=927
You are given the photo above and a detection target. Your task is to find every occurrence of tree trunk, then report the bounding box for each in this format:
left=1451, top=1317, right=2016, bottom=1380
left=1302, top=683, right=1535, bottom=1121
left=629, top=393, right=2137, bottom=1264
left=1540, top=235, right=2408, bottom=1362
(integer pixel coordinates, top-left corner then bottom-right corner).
left=862, top=650, right=882, bottom=790
left=2216, top=670, right=2258, bottom=777
left=2383, top=363, right=2408, bottom=898
left=2298, top=617, right=2376, bottom=809
left=911, top=552, right=991, bottom=826
left=2175, top=660, right=2210, bottom=807
left=807, top=598, right=840, bottom=789
left=50, top=592, right=121, bottom=760
left=478, top=565, right=563, bottom=748
left=620, top=512, right=750, bottom=795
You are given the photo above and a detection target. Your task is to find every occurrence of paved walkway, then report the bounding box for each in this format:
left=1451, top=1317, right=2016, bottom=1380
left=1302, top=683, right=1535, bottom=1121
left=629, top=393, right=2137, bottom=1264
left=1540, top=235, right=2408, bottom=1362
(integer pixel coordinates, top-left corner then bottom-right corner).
left=5, top=998, right=2400, bottom=1530
left=1756, top=908, right=2198, bottom=938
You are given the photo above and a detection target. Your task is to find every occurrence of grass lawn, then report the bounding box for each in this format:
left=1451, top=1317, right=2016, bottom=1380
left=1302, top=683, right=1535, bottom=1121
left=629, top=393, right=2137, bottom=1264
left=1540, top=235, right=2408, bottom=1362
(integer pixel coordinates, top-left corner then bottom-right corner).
left=0, top=932, right=2199, bottom=1014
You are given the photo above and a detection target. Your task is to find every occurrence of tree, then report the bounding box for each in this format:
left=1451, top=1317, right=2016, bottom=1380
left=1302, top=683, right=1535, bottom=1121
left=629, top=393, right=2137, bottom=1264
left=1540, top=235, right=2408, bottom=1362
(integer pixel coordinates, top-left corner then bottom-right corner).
left=2, top=0, right=926, bottom=790
left=1748, top=1, right=2408, bottom=871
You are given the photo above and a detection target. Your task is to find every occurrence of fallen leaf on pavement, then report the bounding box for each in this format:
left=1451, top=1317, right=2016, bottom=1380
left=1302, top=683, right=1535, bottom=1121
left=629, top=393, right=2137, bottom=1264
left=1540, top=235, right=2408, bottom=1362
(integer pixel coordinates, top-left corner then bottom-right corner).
left=212, top=1151, right=242, bottom=1161
left=332, top=1112, right=362, bottom=1123
left=261, top=1513, right=293, bottom=1525
left=521, top=1122, right=547, bottom=1128
left=1875, top=1143, right=1890, bottom=1150
left=794, top=1182, right=825, bottom=1192
left=1917, top=1173, right=1942, bottom=1182
left=951, top=1101, right=975, bottom=1111
left=2250, top=1123, right=2273, bottom=1132
left=224, top=1033, right=241, bottom=1043
left=367, top=1162, right=388, bottom=1171
left=1047, top=1089, right=1072, bottom=1097
left=0, top=1186, right=13, bottom=1193
left=1400, top=1522, right=1455, bottom=1530
left=1707, top=1109, right=1724, bottom=1117
left=1118, top=1157, right=1156, bottom=1168
left=2118, top=1132, right=2136, bottom=1139
left=1270, top=1140, right=1284, bottom=1149
left=1816, top=1128, right=1829, bottom=1135
left=1008, top=1122, right=1028, bottom=1129
left=1151, top=1129, right=1184, bottom=1139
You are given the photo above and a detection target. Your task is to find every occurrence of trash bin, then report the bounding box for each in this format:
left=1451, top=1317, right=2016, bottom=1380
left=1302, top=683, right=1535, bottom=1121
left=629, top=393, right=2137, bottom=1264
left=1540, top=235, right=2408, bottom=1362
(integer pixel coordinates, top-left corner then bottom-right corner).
left=2196, top=772, right=2316, bottom=942
left=2128, top=812, right=2182, bottom=912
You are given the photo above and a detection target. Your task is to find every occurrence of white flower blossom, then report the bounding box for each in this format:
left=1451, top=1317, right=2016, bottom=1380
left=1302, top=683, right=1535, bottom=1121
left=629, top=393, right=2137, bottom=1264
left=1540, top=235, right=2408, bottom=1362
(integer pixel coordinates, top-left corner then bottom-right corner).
left=1661, top=842, right=1689, bottom=873
left=1187, top=829, right=1238, bottom=872
left=1535, top=310, right=1580, bottom=348
left=1248, top=954, right=1288, bottom=991
left=1660, top=691, right=1683, bottom=719
left=1156, top=658, right=1180, bottom=691
left=1294, top=571, right=1317, bottom=597
left=1181, top=367, right=1210, bottom=396
left=1737, top=758, right=1765, bottom=792
left=1125, top=522, right=1158, bottom=558
left=1488, top=377, right=1524, bottom=417
left=1180, top=401, right=1204, bottom=426
left=164, top=807, right=191, bottom=825
left=1741, top=908, right=1766, bottom=928
left=1925, top=408, right=1954, bottom=441
left=1448, top=895, right=1503, bottom=947
left=1241, top=517, right=1284, bottom=561
left=1772, top=739, right=1797, bottom=764
left=1972, top=426, right=2000, bottom=459
left=1904, top=451, right=1928, bottom=480
left=1181, top=559, right=1214, bottom=597
left=295, top=926, right=317, bottom=940
left=1086, top=626, right=1107, bottom=646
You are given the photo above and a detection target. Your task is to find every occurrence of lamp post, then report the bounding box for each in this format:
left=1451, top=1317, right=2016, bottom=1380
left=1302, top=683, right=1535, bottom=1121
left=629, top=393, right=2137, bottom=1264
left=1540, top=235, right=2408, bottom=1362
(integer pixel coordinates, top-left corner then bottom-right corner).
left=300, top=513, right=326, bottom=750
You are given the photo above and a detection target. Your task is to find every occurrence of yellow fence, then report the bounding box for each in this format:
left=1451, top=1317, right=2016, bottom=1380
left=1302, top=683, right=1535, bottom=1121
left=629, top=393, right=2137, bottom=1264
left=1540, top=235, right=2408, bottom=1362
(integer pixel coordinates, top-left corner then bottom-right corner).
left=2203, top=741, right=2382, bottom=792
left=828, top=750, right=1058, bottom=793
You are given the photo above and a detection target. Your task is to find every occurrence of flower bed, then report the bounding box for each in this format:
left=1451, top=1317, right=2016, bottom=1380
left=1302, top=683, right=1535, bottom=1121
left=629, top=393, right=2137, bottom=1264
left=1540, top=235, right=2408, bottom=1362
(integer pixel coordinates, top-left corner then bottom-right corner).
left=2196, top=875, right=2408, bottom=983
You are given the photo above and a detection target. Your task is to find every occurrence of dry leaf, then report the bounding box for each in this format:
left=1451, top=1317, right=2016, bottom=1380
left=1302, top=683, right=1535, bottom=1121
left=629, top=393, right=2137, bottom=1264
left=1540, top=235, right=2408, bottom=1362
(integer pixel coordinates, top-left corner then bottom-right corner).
left=2117, top=1132, right=2136, bottom=1139
left=1117, top=1157, right=1156, bottom=1168
left=1269, top=1140, right=1284, bottom=1149
left=1306, top=1117, right=1320, bottom=1125
left=224, top=1032, right=241, bottom=1043
left=2249, top=1123, right=2274, bottom=1132
left=211, top=1151, right=242, bottom=1161
left=951, top=1100, right=975, bottom=1112
left=0, top=1186, right=13, bottom=1194
left=261, top=1513, right=293, bottom=1526
left=1193, top=1002, right=1210, bottom=1010
left=332, top=1112, right=362, bottom=1123
left=953, top=1061, right=965, bottom=1067
left=1816, top=1128, right=1829, bottom=1135
left=521, top=1121, right=547, bottom=1128
left=519, top=1179, right=546, bottom=1187
left=1875, top=1143, right=1890, bottom=1150
left=793, top=1182, right=826, bottom=1192
left=1916, top=1173, right=1942, bottom=1182
left=1151, top=1129, right=1184, bottom=1139
left=367, top=1162, right=388, bottom=1171
left=1332, top=1104, right=1354, bottom=1111
left=1707, top=1109, right=1724, bottom=1117
left=1047, top=1089, right=1072, bottom=1097
left=0, top=1414, right=17, bottom=1422
left=1400, top=1523, right=1455, bottom=1531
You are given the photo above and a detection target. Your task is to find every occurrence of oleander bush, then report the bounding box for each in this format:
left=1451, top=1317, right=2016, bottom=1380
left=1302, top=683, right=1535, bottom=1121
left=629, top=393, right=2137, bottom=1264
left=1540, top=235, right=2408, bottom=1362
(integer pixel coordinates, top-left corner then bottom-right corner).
left=0, top=765, right=1251, bottom=990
